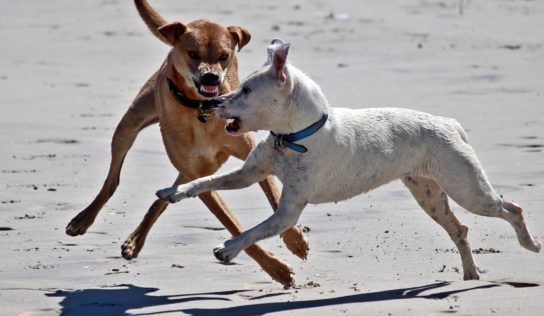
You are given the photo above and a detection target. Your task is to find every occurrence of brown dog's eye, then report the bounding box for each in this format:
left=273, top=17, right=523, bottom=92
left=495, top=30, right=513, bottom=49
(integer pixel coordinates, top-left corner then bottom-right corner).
left=219, top=53, right=229, bottom=62
left=242, top=86, right=251, bottom=95
left=188, top=51, right=200, bottom=60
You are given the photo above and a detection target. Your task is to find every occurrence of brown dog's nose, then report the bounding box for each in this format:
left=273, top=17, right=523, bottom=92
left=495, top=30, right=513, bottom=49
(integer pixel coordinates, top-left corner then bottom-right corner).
left=201, top=72, right=221, bottom=85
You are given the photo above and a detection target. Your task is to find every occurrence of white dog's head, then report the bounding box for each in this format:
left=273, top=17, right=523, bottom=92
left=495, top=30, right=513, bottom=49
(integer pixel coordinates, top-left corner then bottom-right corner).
left=214, top=39, right=294, bottom=135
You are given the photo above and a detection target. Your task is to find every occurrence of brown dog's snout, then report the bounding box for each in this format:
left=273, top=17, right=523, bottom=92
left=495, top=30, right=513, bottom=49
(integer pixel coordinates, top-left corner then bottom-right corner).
left=201, top=72, right=221, bottom=85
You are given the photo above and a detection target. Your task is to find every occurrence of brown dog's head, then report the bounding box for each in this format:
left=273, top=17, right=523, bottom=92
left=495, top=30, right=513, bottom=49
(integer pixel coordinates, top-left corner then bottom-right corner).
left=158, top=19, right=250, bottom=100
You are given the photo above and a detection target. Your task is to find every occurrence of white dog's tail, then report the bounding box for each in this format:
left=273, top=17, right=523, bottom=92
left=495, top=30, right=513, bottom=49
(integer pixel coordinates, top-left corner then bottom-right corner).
left=451, top=119, right=469, bottom=144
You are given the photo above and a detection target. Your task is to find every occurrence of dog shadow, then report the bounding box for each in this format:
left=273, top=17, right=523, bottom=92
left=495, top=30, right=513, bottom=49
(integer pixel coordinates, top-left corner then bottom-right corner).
left=45, top=281, right=498, bottom=316
left=182, top=281, right=499, bottom=315
left=45, top=284, right=244, bottom=316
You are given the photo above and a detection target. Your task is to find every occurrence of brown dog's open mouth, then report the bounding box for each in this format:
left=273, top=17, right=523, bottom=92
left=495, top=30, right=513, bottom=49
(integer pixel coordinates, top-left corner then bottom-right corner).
left=226, top=117, right=241, bottom=134
left=200, top=84, right=220, bottom=97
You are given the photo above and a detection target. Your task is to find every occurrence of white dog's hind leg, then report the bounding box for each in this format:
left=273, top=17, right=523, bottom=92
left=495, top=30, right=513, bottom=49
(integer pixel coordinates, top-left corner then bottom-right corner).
left=500, top=201, right=540, bottom=252
left=434, top=143, right=541, bottom=253
left=403, top=176, right=479, bottom=280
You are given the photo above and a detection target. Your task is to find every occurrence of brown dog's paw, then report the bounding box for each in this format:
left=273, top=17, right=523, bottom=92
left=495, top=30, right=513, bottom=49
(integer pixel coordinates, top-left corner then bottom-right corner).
left=261, top=253, right=296, bottom=289
left=245, top=244, right=295, bottom=288
left=281, top=225, right=310, bottom=260
left=65, top=212, right=93, bottom=236
left=121, top=234, right=144, bottom=260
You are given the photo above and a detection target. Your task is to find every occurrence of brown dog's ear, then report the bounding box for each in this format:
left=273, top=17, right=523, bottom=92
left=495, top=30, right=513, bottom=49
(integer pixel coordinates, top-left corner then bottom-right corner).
left=227, top=26, right=251, bottom=51
left=157, top=22, right=187, bottom=46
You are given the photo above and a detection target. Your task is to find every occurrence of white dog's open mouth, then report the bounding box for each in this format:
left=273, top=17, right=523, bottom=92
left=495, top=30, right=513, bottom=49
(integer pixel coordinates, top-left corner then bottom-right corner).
left=225, top=117, right=241, bottom=134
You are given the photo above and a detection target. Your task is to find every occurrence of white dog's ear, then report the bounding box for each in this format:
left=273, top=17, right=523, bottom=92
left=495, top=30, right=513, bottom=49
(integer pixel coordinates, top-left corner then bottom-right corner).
left=266, top=38, right=286, bottom=64
left=268, top=42, right=290, bottom=83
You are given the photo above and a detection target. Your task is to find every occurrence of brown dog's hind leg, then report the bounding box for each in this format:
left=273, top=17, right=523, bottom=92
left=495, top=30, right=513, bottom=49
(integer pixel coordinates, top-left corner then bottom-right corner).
left=403, top=176, right=480, bottom=280
left=66, top=74, right=159, bottom=236
left=199, top=191, right=295, bottom=288
left=121, top=199, right=169, bottom=259
left=122, top=174, right=186, bottom=260
left=230, top=134, right=310, bottom=260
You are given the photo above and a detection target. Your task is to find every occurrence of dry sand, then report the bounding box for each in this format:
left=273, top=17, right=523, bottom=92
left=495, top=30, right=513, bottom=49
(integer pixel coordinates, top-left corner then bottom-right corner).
left=1, top=0, right=543, bottom=315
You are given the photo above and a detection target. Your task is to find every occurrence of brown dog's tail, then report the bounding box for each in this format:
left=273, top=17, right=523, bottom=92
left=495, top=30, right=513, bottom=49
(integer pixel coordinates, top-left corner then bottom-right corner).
left=134, top=0, right=171, bottom=46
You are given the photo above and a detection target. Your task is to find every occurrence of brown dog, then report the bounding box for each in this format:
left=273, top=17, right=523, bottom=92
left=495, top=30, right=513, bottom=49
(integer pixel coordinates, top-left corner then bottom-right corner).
left=65, top=0, right=308, bottom=287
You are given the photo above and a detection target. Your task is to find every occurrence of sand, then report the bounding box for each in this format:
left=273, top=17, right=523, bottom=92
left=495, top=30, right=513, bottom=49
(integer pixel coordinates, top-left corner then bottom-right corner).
left=1, top=0, right=543, bottom=315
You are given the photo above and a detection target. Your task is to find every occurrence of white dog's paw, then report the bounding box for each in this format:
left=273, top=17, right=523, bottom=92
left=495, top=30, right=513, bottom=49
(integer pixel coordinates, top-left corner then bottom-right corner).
left=155, top=186, right=189, bottom=203
left=213, top=241, right=239, bottom=264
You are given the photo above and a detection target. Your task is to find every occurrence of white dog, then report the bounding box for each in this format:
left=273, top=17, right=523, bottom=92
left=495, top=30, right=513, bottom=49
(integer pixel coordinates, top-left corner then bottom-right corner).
left=157, top=39, right=540, bottom=280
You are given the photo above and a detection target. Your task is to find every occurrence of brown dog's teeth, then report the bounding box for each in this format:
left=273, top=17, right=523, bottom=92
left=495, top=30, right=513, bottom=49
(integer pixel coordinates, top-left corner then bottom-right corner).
left=201, top=85, right=219, bottom=94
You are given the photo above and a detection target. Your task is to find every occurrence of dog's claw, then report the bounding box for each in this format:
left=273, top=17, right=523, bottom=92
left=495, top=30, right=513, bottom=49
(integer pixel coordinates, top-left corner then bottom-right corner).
left=121, top=233, right=144, bottom=260
left=247, top=246, right=296, bottom=288
left=521, top=235, right=541, bottom=253
left=156, top=188, right=173, bottom=202
left=156, top=186, right=191, bottom=203
left=213, top=244, right=233, bottom=264
left=463, top=270, right=480, bottom=281
left=65, top=212, right=93, bottom=236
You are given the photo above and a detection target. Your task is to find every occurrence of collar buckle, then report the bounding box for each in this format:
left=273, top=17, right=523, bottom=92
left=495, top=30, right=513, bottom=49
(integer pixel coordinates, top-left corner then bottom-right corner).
left=273, top=134, right=285, bottom=151
left=197, top=102, right=208, bottom=123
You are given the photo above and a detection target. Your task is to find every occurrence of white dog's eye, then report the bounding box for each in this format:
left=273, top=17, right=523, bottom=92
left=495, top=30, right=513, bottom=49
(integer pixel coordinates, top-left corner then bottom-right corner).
left=242, top=86, right=251, bottom=95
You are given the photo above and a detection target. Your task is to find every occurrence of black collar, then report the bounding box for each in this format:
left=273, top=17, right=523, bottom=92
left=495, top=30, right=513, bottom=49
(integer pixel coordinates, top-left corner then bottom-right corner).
left=167, top=78, right=217, bottom=123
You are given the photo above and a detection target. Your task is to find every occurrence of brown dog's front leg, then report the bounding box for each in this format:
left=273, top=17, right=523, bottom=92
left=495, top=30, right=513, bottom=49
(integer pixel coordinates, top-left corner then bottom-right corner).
left=66, top=76, right=159, bottom=236
left=199, top=190, right=295, bottom=288
left=258, top=176, right=309, bottom=260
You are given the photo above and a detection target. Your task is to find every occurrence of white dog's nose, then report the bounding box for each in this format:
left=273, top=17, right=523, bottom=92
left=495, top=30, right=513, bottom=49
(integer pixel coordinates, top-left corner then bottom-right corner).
left=211, top=97, right=226, bottom=109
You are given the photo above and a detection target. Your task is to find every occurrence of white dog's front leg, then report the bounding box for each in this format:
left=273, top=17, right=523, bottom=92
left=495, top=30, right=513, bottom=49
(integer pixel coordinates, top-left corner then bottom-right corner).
left=213, top=192, right=307, bottom=263
left=155, top=182, right=201, bottom=203
left=156, top=163, right=268, bottom=203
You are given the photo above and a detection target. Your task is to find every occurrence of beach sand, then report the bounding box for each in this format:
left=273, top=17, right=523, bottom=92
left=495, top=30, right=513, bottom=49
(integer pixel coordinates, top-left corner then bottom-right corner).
left=1, top=1, right=543, bottom=315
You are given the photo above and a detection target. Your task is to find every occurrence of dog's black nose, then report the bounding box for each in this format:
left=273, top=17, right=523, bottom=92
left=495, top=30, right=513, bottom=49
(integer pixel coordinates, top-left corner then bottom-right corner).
left=201, top=72, right=221, bottom=85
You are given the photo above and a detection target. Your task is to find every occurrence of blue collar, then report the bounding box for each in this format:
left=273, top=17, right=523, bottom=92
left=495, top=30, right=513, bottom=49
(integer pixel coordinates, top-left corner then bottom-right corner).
left=271, top=113, right=328, bottom=153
